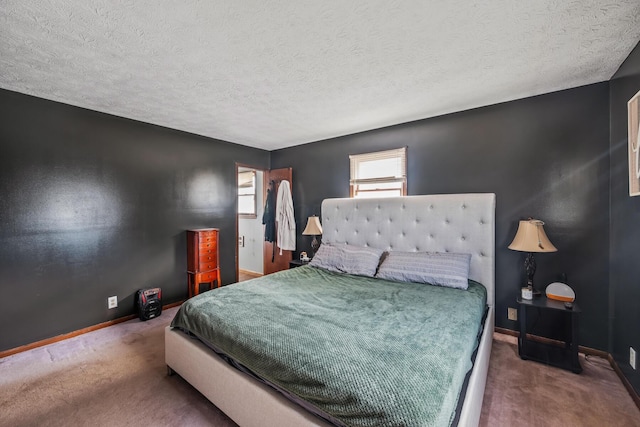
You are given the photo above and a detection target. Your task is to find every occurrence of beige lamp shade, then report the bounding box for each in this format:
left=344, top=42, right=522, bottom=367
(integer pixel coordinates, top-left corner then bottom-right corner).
left=508, top=219, right=557, bottom=253
left=302, top=216, right=323, bottom=236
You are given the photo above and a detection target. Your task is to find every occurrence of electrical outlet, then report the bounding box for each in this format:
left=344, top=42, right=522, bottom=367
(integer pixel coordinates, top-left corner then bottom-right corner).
left=108, top=296, right=118, bottom=309
left=507, top=307, right=518, bottom=321
left=631, top=347, right=637, bottom=370
left=238, top=236, right=245, bottom=247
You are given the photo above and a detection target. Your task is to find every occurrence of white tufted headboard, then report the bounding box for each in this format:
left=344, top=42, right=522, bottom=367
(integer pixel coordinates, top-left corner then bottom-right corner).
left=321, top=194, right=496, bottom=306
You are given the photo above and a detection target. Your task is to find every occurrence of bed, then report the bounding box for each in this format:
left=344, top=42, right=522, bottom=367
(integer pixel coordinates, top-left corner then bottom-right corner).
left=165, top=193, right=496, bottom=426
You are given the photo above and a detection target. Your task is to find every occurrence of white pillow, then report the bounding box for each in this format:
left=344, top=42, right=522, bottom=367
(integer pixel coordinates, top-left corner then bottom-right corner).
left=376, top=251, right=471, bottom=290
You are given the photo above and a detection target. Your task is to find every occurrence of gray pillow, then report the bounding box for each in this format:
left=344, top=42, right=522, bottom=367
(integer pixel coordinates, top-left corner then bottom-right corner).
left=309, top=243, right=384, bottom=277
left=376, top=251, right=471, bottom=290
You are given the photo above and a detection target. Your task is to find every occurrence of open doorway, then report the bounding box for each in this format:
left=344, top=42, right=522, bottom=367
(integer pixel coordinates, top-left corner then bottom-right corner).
left=237, top=165, right=265, bottom=282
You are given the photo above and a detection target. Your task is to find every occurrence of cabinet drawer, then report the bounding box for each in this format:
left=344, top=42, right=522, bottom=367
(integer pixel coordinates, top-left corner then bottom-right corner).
left=200, top=235, right=216, bottom=243
left=198, top=230, right=217, bottom=239
left=199, top=253, right=217, bottom=264
left=199, top=240, right=217, bottom=250
left=195, top=270, right=218, bottom=283
left=198, top=246, right=216, bottom=256
left=199, top=261, right=217, bottom=271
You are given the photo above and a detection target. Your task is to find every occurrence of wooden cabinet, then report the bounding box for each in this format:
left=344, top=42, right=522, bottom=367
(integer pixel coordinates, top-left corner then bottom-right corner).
left=187, top=228, right=221, bottom=298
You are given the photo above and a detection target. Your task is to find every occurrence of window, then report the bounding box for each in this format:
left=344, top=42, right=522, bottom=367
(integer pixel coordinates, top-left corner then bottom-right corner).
left=238, top=170, right=257, bottom=217
left=349, top=147, right=407, bottom=198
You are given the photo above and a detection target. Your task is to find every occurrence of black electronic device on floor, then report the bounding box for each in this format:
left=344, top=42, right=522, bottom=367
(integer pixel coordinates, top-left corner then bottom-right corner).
left=136, top=288, right=162, bottom=321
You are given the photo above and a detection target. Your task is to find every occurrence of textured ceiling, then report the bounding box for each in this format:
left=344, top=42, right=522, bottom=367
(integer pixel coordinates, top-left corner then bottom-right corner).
left=1, top=1, right=640, bottom=150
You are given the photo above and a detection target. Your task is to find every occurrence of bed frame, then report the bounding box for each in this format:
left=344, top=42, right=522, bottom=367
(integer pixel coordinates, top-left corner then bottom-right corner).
left=166, top=193, right=496, bottom=427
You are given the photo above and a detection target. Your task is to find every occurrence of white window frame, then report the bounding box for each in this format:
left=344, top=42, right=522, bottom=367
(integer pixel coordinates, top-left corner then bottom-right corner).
left=349, top=147, right=407, bottom=198
left=238, top=170, right=257, bottom=218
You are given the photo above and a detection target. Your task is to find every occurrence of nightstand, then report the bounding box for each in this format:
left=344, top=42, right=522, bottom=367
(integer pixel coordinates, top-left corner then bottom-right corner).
left=517, top=297, right=582, bottom=373
left=289, top=259, right=310, bottom=269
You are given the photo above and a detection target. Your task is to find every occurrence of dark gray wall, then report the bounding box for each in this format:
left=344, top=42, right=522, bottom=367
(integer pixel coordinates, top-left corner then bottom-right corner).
left=0, top=89, right=269, bottom=351
left=273, top=83, right=611, bottom=350
left=610, top=41, right=640, bottom=394
left=2, top=55, right=633, bottom=386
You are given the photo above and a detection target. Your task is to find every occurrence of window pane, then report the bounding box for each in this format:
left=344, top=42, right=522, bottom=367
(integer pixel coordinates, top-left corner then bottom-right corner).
left=238, top=169, right=256, bottom=215
left=238, top=171, right=255, bottom=187
left=238, top=185, right=255, bottom=196
left=357, top=182, right=403, bottom=191
left=356, top=158, right=403, bottom=180
left=354, top=188, right=402, bottom=198
left=349, top=147, right=407, bottom=198
left=238, top=171, right=255, bottom=196
left=353, top=176, right=403, bottom=198
left=239, top=195, right=255, bottom=215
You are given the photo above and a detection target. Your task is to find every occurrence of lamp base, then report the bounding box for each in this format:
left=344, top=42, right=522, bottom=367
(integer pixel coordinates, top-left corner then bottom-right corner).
left=526, top=280, right=542, bottom=297
left=524, top=253, right=543, bottom=297
left=310, top=236, right=320, bottom=258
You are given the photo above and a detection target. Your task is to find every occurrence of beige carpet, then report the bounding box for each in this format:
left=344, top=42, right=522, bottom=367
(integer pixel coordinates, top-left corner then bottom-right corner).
left=1, top=307, right=638, bottom=427
left=0, top=307, right=235, bottom=427
left=480, top=335, right=640, bottom=427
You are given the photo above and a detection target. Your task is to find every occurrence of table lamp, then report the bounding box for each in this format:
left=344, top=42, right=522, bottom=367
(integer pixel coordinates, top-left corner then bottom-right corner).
left=302, top=216, right=323, bottom=258
left=508, top=218, right=557, bottom=295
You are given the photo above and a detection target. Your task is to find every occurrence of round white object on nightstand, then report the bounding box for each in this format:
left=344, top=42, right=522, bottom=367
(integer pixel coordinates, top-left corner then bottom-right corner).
left=546, top=282, right=575, bottom=302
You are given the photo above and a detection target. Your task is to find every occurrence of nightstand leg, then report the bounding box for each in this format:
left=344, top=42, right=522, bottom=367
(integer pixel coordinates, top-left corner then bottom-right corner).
left=570, top=312, right=582, bottom=373
left=518, top=305, right=527, bottom=359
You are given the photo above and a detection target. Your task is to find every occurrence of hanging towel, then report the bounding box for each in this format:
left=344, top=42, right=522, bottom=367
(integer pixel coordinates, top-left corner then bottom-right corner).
left=262, top=181, right=276, bottom=243
left=262, top=181, right=277, bottom=262
left=275, top=180, right=296, bottom=255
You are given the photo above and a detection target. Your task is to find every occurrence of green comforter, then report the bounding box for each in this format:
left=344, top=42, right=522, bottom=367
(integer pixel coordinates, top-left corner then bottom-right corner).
left=171, top=266, right=487, bottom=427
